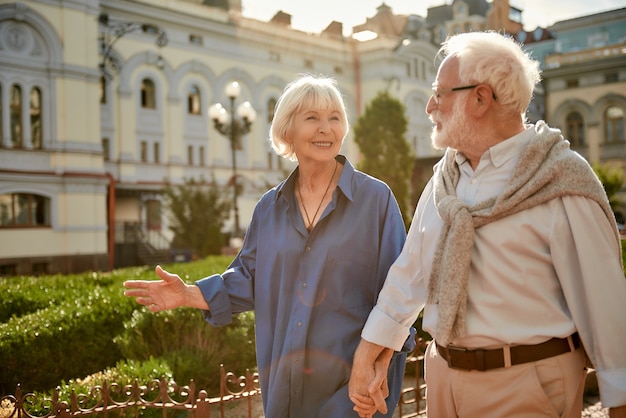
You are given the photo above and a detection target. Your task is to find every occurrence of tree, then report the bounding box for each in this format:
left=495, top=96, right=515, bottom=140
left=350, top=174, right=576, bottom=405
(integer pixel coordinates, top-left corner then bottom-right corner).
left=353, top=91, right=415, bottom=226
left=593, top=163, right=625, bottom=222
left=162, top=176, right=231, bottom=257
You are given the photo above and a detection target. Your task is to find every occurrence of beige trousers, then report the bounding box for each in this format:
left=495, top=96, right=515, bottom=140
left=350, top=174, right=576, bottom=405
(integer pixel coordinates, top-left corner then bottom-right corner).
left=424, top=340, right=587, bottom=418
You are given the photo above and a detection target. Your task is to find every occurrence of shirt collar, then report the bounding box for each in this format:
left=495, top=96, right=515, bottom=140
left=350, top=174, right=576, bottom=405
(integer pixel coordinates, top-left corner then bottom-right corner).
left=275, top=155, right=355, bottom=202
left=454, top=125, right=535, bottom=168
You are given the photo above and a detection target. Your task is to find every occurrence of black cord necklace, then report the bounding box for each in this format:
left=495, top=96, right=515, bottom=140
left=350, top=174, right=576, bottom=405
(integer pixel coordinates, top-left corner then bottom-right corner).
left=297, top=160, right=338, bottom=232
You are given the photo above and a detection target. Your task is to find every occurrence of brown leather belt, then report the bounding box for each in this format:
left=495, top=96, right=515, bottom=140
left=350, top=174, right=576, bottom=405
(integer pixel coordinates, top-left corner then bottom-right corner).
left=436, top=333, right=581, bottom=371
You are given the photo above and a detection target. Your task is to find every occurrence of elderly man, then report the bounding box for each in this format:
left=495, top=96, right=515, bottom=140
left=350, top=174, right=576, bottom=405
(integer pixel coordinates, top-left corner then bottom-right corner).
left=349, top=31, right=626, bottom=418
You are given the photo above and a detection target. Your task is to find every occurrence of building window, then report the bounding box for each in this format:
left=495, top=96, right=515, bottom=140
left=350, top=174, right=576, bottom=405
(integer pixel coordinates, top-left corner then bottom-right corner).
left=566, top=112, right=585, bottom=146
left=102, top=138, right=110, bottom=161
left=189, top=34, right=203, bottom=45
left=199, top=146, right=205, bottom=166
left=146, top=199, right=161, bottom=230
left=30, top=87, right=42, bottom=149
left=267, top=98, right=277, bottom=124
left=154, top=142, right=160, bottom=163
left=605, top=73, right=618, bottom=83
left=188, top=85, right=201, bottom=115
left=141, top=141, right=148, bottom=162
left=141, top=78, right=156, bottom=109
left=142, top=24, right=159, bottom=35
left=566, top=79, right=579, bottom=88
left=0, top=84, right=2, bottom=145
left=100, top=76, right=107, bottom=104
left=605, top=106, right=625, bottom=143
left=0, top=193, right=51, bottom=227
left=267, top=97, right=277, bottom=169
left=187, top=145, right=194, bottom=165
left=10, top=84, right=22, bottom=147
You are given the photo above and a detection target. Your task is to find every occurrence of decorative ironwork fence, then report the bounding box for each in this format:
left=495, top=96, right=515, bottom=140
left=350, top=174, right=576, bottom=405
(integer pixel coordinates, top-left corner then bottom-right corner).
left=1, top=344, right=427, bottom=418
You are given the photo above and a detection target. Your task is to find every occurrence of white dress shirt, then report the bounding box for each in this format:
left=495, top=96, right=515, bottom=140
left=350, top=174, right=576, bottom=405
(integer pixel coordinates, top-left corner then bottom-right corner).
left=362, top=124, right=626, bottom=407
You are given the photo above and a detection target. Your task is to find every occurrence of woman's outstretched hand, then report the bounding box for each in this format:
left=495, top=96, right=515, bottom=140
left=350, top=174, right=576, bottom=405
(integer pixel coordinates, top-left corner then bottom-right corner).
left=123, top=265, right=189, bottom=312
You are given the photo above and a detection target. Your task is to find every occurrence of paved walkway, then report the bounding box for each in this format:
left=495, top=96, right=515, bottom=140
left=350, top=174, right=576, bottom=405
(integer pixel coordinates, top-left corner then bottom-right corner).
left=582, top=397, right=609, bottom=418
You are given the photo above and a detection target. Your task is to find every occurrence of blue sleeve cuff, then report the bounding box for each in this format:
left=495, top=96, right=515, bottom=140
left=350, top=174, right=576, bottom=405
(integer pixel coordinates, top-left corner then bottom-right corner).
left=195, top=274, right=233, bottom=327
left=402, top=327, right=417, bottom=353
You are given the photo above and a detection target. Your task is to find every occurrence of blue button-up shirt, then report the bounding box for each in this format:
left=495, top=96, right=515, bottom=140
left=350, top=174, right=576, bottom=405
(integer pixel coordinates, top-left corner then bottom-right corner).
left=196, top=156, right=409, bottom=418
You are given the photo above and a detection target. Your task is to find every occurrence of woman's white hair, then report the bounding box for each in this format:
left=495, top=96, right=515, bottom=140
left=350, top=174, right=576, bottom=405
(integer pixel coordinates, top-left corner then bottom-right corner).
left=269, top=74, right=349, bottom=162
left=439, top=31, right=541, bottom=119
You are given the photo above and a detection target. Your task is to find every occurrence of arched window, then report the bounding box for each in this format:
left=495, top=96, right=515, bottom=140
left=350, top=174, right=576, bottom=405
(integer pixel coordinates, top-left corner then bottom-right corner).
left=266, top=97, right=281, bottom=170
left=0, top=84, right=3, bottom=144
left=100, top=76, right=107, bottom=104
left=605, top=106, right=625, bottom=143
left=188, top=85, right=201, bottom=115
left=267, top=97, right=277, bottom=123
left=140, top=78, right=156, bottom=109
left=566, top=111, right=585, bottom=146
left=439, top=27, right=447, bottom=44
left=0, top=193, right=50, bottom=227
left=30, top=87, right=42, bottom=149
left=10, top=84, right=22, bottom=147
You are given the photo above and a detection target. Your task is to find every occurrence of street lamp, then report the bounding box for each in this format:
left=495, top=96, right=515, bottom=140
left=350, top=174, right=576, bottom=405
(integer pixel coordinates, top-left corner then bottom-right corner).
left=208, top=81, right=257, bottom=237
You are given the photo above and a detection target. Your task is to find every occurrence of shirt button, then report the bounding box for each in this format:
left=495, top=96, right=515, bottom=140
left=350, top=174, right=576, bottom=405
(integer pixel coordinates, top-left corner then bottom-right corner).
left=297, top=321, right=303, bottom=327
left=305, top=246, right=311, bottom=252
left=302, top=283, right=308, bottom=288
left=471, top=178, right=477, bottom=184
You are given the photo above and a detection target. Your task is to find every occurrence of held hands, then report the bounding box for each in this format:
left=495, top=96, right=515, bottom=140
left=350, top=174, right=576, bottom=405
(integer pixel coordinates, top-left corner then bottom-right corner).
left=123, top=265, right=188, bottom=312
left=349, top=340, right=394, bottom=417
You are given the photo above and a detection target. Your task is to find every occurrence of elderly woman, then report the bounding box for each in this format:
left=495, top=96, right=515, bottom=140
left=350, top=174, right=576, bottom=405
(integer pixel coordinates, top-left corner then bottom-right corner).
left=124, top=75, right=412, bottom=417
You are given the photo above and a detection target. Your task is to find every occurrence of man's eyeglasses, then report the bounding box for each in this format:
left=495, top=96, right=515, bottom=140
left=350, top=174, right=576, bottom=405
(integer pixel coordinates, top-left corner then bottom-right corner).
left=431, top=84, right=497, bottom=105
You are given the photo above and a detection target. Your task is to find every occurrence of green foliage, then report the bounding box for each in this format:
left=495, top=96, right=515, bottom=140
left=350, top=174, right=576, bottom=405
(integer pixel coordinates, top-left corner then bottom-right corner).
left=593, top=163, right=625, bottom=217
left=114, top=308, right=256, bottom=393
left=353, top=91, right=415, bottom=226
left=162, top=176, right=231, bottom=257
left=0, top=271, right=137, bottom=393
left=0, top=256, right=257, bottom=398
left=23, top=358, right=173, bottom=417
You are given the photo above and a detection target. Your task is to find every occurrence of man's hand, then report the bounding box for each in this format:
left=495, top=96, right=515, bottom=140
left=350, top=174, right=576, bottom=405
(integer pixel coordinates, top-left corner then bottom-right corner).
left=124, top=265, right=192, bottom=312
left=349, top=339, right=393, bottom=417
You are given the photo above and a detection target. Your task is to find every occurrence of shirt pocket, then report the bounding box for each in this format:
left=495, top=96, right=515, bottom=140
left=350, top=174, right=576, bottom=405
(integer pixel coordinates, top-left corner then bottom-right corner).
left=323, top=247, right=377, bottom=310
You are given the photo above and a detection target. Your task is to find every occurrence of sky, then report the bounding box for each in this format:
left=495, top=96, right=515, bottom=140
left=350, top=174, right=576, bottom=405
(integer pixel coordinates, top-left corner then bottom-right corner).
left=240, top=0, right=626, bottom=36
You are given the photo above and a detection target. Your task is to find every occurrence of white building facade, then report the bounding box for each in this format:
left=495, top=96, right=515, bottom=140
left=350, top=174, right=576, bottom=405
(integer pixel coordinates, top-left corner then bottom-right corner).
left=0, top=0, right=437, bottom=274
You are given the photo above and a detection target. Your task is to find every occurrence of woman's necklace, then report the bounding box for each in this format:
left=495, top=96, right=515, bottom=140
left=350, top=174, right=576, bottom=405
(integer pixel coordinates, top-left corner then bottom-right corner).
left=297, top=160, right=338, bottom=232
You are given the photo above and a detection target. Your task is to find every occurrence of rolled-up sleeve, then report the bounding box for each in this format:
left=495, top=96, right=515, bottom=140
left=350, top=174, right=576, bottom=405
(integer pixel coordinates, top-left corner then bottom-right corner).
left=362, top=190, right=432, bottom=351
left=196, top=274, right=233, bottom=327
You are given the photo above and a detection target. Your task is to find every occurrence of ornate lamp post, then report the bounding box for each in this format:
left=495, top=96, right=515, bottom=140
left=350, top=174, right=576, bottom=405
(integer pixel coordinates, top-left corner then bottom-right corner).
left=208, top=82, right=257, bottom=237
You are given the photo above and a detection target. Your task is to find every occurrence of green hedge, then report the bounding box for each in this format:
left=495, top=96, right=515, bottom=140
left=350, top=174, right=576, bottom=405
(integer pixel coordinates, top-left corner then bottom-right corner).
left=0, top=257, right=256, bottom=396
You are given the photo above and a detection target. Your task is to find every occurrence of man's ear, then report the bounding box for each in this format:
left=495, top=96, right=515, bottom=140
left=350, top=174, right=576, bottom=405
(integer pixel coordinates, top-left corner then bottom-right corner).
left=475, top=84, right=496, bottom=105
left=472, top=84, right=496, bottom=116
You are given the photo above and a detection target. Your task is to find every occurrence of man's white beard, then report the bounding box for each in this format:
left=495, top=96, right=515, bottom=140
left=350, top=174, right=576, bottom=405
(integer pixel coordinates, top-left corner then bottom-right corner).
left=430, top=101, right=476, bottom=152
